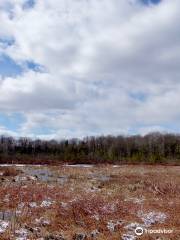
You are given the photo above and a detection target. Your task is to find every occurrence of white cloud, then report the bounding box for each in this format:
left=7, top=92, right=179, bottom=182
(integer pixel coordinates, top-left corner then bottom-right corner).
left=0, top=125, right=18, bottom=137
left=0, top=0, right=180, bottom=138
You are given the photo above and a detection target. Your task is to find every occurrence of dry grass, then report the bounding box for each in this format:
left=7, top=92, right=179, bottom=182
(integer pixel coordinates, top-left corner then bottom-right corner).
left=0, top=165, right=179, bottom=239
left=0, top=167, right=21, bottom=177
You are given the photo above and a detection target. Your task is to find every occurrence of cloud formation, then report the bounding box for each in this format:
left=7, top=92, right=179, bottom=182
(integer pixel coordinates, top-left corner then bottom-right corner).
left=0, top=0, right=180, bottom=139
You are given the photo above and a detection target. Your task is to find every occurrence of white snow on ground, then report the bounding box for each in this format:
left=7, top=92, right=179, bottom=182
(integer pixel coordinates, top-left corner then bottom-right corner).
left=101, top=203, right=117, bottom=214
left=16, top=202, right=25, bottom=215
left=0, top=164, right=26, bottom=167
left=16, top=210, right=22, bottom=215
left=107, top=220, right=123, bottom=232
left=124, top=222, right=143, bottom=232
left=90, top=229, right=99, bottom=238
left=122, top=234, right=137, bottom=240
left=15, top=228, right=28, bottom=240
left=123, top=222, right=142, bottom=240
left=16, top=238, right=27, bottom=240
left=0, top=220, right=9, bottom=233
left=124, top=197, right=145, bottom=204
left=64, top=164, right=94, bottom=168
left=138, top=211, right=167, bottom=227
left=41, top=219, right=50, bottom=225
left=40, top=200, right=53, bottom=207
left=122, top=211, right=167, bottom=240
left=29, top=202, right=38, bottom=208
left=35, top=217, right=50, bottom=226
left=15, top=176, right=28, bottom=182
left=61, top=202, right=68, bottom=208
left=91, top=214, right=100, bottom=221
left=28, top=176, right=37, bottom=181
left=0, top=164, right=43, bottom=167
left=18, top=203, right=25, bottom=209
left=14, top=175, right=36, bottom=182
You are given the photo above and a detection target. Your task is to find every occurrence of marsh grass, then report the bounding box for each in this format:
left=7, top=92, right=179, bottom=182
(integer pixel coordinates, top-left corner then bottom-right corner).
left=0, top=165, right=179, bottom=239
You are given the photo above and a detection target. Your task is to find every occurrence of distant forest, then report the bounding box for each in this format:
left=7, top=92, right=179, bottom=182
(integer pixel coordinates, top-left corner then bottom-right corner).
left=0, top=133, right=180, bottom=165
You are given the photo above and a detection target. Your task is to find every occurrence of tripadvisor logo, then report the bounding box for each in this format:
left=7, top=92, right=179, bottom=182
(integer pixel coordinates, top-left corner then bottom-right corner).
left=135, top=227, right=144, bottom=236
left=135, top=227, right=173, bottom=236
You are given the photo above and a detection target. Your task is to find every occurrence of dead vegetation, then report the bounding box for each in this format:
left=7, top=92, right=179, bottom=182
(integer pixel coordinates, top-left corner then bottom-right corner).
left=0, top=167, right=22, bottom=177
left=0, top=165, right=179, bottom=239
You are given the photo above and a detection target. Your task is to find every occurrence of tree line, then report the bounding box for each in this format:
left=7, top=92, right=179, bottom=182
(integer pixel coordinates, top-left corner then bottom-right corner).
left=0, top=132, right=180, bottom=165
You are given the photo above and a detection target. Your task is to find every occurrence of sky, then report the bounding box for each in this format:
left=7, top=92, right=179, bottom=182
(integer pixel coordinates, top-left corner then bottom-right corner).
left=0, top=0, right=179, bottom=139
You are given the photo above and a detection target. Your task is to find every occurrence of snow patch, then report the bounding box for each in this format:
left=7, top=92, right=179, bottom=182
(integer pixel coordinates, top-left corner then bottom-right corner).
left=35, top=217, right=50, bottom=226
left=90, top=229, right=99, bottom=238
left=0, top=220, right=9, bottom=233
left=61, top=202, right=68, bottom=208
left=138, top=211, right=167, bottom=227
left=40, top=200, right=53, bottom=207
left=107, top=220, right=123, bottom=232
left=123, top=222, right=143, bottom=240
left=29, top=202, right=38, bottom=208
left=64, top=164, right=94, bottom=168
left=15, top=228, right=28, bottom=239
left=125, top=197, right=145, bottom=204
left=0, top=164, right=26, bottom=167
left=91, top=214, right=100, bottom=221
left=122, top=234, right=136, bottom=240
left=124, top=222, right=143, bottom=232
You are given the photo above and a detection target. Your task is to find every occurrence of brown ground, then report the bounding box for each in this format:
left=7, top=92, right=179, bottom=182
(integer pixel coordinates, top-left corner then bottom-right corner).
left=0, top=164, right=179, bottom=240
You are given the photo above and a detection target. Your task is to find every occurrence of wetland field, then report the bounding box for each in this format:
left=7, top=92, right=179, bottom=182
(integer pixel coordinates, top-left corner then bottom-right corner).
left=0, top=164, right=179, bottom=240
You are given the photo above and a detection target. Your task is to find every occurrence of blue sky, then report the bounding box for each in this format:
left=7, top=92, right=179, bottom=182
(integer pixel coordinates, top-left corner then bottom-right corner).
left=23, top=0, right=35, bottom=9
left=0, top=0, right=179, bottom=139
left=0, top=113, right=24, bottom=131
left=141, top=0, right=161, bottom=4
left=0, top=55, right=22, bottom=77
left=0, top=53, right=44, bottom=77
